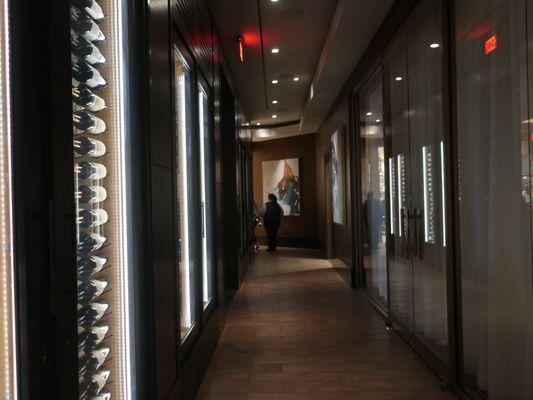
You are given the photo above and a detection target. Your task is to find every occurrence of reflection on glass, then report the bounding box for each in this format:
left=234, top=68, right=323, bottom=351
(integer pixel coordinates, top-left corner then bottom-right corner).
left=456, top=0, right=533, bottom=397
left=198, top=85, right=214, bottom=308
left=389, top=157, right=395, bottom=235
left=422, top=145, right=435, bottom=243
left=359, top=69, right=387, bottom=306
left=174, top=48, right=196, bottom=341
left=440, top=141, right=446, bottom=247
left=397, top=154, right=405, bottom=237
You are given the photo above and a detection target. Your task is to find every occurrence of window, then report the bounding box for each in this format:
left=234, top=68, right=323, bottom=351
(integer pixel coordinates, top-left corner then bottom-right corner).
left=173, top=47, right=196, bottom=342
left=198, top=83, right=214, bottom=308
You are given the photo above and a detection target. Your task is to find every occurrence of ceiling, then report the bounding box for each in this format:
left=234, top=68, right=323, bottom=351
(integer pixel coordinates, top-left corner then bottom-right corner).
left=208, top=0, right=394, bottom=141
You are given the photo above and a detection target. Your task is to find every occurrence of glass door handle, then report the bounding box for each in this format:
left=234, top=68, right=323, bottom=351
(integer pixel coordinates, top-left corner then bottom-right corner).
left=400, top=208, right=411, bottom=259
left=412, top=208, right=424, bottom=260
left=200, top=201, right=205, bottom=238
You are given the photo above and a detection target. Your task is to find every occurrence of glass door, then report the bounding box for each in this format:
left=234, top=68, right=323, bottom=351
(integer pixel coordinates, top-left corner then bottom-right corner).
left=384, top=0, right=448, bottom=362
left=198, top=82, right=214, bottom=309
left=0, top=0, right=17, bottom=396
left=358, top=68, right=388, bottom=308
left=455, top=0, right=533, bottom=397
left=70, top=0, right=135, bottom=398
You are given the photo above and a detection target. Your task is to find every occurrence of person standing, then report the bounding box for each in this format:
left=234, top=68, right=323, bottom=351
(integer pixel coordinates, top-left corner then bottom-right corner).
left=259, top=193, right=284, bottom=252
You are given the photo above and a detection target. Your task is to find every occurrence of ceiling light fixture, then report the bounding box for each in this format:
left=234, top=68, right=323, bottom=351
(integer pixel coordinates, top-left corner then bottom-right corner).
left=272, top=100, right=278, bottom=104
left=271, top=48, right=280, bottom=54
left=256, top=122, right=261, bottom=126
left=395, top=76, right=403, bottom=81
left=376, top=119, right=381, bottom=123
left=270, top=0, right=279, bottom=2
left=272, top=114, right=278, bottom=119
left=293, top=76, right=300, bottom=81
left=366, top=112, right=373, bottom=116
left=272, top=79, right=279, bottom=85
left=430, top=43, right=440, bottom=49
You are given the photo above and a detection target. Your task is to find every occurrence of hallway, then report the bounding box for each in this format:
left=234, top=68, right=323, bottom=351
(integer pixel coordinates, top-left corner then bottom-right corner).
left=197, top=249, right=456, bottom=400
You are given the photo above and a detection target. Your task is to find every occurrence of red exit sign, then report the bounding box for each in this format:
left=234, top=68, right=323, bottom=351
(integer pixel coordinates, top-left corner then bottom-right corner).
left=485, top=35, right=498, bottom=55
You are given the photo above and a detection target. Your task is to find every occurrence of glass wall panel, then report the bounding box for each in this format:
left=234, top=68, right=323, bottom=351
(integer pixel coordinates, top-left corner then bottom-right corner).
left=407, top=2, right=448, bottom=359
left=359, top=69, right=388, bottom=307
left=384, top=0, right=448, bottom=360
left=455, top=0, right=533, bottom=397
left=173, top=48, right=197, bottom=342
left=385, top=40, right=414, bottom=329
left=198, top=84, right=214, bottom=308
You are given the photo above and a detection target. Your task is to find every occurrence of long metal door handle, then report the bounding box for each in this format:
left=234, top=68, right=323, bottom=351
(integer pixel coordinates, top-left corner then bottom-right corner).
left=413, top=208, right=424, bottom=260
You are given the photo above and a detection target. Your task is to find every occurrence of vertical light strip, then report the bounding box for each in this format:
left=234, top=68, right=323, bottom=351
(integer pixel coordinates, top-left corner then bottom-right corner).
left=1, top=0, right=16, bottom=396
left=422, top=146, right=429, bottom=242
left=113, top=0, right=132, bottom=398
left=440, top=141, right=446, bottom=247
left=388, top=158, right=394, bottom=234
left=397, top=154, right=402, bottom=237
left=198, top=86, right=208, bottom=307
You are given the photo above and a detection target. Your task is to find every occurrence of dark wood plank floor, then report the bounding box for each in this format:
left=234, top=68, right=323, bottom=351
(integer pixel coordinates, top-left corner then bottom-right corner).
left=197, top=248, right=456, bottom=400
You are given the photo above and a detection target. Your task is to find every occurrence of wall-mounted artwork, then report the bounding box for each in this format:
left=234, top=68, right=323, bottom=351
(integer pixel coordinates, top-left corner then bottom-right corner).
left=331, top=129, right=345, bottom=224
left=262, top=158, right=300, bottom=216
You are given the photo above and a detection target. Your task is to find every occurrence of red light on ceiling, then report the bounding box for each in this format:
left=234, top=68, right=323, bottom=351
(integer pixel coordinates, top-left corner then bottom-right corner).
left=485, top=35, right=497, bottom=55
left=238, top=37, right=244, bottom=62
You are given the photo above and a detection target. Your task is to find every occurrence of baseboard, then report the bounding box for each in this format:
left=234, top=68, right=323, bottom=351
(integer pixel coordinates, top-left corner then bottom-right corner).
left=257, top=236, right=323, bottom=249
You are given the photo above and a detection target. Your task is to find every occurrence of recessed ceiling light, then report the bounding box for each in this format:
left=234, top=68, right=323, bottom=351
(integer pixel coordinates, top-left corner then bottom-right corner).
left=293, top=76, right=300, bottom=81
left=256, top=122, right=261, bottom=126
left=430, top=43, right=440, bottom=49
left=272, top=100, right=278, bottom=104
left=376, top=119, right=381, bottom=123
left=395, top=76, right=403, bottom=81
left=366, top=112, right=373, bottom=116
left=270, top=0, right=279, bottom=2
left=272, top=114, right=278, bottom=119
left=272, top=79, right=279, bottom=85
left=271, top=48, right=280, bottom=54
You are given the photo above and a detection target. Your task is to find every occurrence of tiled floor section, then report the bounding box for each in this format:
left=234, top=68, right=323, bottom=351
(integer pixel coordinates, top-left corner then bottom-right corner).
left=197, top=248, right=456, bottom=400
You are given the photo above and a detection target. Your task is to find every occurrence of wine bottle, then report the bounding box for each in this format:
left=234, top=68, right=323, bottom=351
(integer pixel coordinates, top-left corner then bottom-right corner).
left=72, top=19, right=106, bottom=43
left=78, top=302, right=109, bottom=328
left=77, top=256, right=107, bottom=277
left=73, top=111, right=106, bottom=135
left=71, top=35, right=106, bottom=67
left=72, top=0, right=105, bottom=21
left=72, top=60, right=107, bottom=90
left=78, top=325, right=109, bottom=356
left=77, top=232, right=107, bottom=254
left=73, top=87, right=106, bottom=112
left=74, top=137, right=106, bottom=158
left=78, top=209, right=109, bottom=228
left=91, top=392, right=110, bottom=400
left=76, top=185, right=107, bottom=204
left=78, top=279, right=108, bottom=304
left=79, top=370, right=110, bottom=399
left=75, top=161, right=107, bottom=180
left=79, top=347, right=110, bottom=375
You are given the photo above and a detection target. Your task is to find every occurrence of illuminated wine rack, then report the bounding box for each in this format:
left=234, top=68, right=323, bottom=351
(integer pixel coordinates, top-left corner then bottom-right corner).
left=0, top=0, right=17, bottom=398
left=70, top=1, right=131, bottom=399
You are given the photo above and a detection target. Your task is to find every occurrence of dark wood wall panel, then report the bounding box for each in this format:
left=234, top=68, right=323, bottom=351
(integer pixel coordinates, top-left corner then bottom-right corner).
left=173, top=0, right=214, bottom=84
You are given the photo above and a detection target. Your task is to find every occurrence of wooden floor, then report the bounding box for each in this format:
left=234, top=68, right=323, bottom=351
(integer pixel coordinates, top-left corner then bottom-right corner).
left=197, top=248, right=456, bottom=400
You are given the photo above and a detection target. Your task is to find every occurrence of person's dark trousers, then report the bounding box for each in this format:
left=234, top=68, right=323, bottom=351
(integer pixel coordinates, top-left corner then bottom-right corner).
left=265, top=224, right=279, bottom=251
